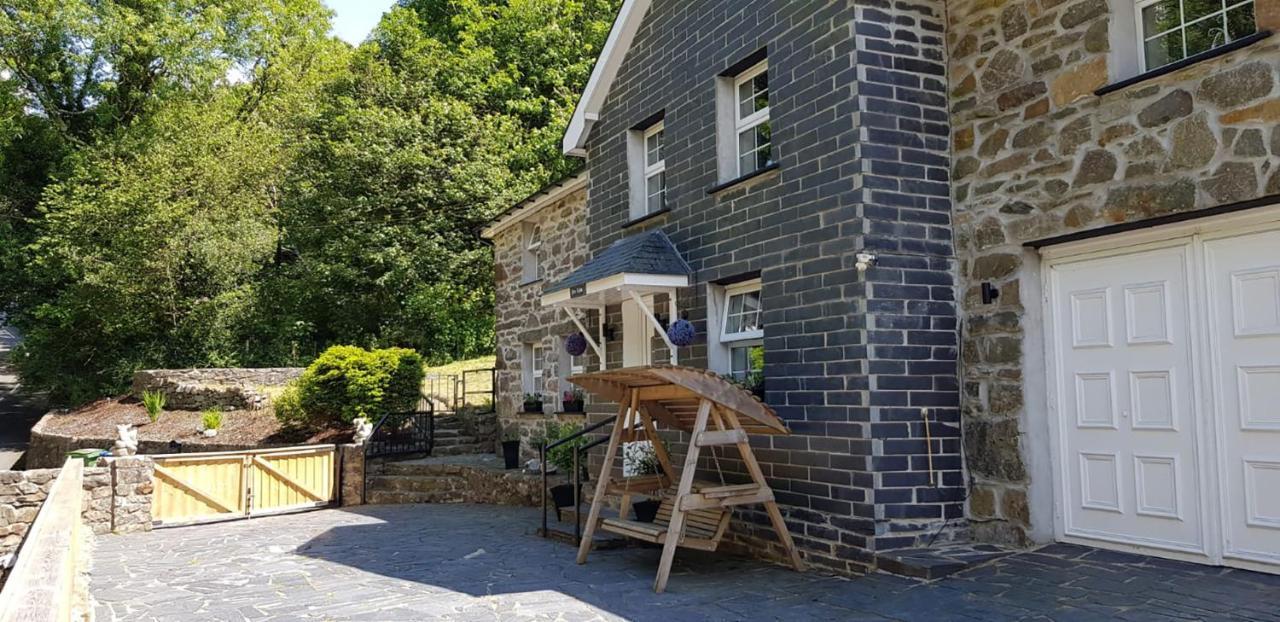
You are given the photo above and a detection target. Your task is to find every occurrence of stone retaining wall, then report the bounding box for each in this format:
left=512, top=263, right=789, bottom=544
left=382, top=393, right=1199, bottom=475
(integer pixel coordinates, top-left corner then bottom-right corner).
left=131, top=368, right=303, bottom=411
left=26, top=417, right=311, bottom=469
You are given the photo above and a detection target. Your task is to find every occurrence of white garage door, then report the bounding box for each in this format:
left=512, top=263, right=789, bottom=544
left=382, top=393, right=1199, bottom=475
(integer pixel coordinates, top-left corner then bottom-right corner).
left=1045, top=211, right=1280, bottom=574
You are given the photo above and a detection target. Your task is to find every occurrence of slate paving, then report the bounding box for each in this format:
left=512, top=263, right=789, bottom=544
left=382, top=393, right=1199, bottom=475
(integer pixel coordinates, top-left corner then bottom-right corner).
left=90, top=504, right=1280, bottom=621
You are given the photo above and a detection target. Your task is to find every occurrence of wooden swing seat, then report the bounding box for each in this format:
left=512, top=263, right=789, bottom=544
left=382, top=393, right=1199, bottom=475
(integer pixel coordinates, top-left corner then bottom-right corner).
left=599, top=484, right=730, bottom=552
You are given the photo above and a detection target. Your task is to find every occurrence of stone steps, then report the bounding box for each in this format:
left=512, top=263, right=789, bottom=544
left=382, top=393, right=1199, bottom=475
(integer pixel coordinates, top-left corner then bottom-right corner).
left=366, top=474, right=466, bottom=494
left=433, top=443, right=490, bottom=456
left=365, top=490, right=468, bottom=505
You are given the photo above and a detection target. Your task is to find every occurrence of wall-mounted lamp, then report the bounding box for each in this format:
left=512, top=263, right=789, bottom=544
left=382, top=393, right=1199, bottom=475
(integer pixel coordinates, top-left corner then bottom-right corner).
left=855, top=252, right=877, bottom=273
left=601, top=323, right=616, bottom=341
left=981, top=282, right=1000, bottom=305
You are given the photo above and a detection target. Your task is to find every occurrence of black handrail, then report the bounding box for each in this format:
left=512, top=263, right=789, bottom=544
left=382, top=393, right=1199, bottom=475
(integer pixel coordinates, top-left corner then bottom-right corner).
left=540, top=415, right=646, bottom=545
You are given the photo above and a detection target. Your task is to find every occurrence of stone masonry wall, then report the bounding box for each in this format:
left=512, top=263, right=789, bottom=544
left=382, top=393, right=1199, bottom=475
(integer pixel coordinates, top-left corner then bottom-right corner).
left=131, top=368, right=303, bottom=411
left=948, top=0, right=1280, bottom=544
left=493, top=184, right=591, bottom=458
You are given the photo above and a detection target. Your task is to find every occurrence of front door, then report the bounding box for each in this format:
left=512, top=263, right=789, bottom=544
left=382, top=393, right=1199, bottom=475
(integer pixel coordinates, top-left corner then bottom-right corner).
left=622, top=296, right=653, bottom=368
left=1045, top=210, right=1280, bottom=574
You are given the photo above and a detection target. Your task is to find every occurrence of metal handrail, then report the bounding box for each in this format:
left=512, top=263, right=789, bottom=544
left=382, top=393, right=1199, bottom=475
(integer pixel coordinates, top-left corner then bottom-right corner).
left=540, top=415, right=649, bottom=545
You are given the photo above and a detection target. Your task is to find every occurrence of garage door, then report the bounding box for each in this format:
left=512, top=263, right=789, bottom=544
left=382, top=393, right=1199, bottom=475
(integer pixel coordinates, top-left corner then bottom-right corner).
left=1045, top=213, right=1280, bottom=573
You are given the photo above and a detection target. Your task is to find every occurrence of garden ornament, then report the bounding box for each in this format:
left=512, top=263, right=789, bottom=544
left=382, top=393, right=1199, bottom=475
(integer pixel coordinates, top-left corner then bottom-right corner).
left=353, top=416, right=374, bottom=444
left=112, top=424, right=138, bottom=456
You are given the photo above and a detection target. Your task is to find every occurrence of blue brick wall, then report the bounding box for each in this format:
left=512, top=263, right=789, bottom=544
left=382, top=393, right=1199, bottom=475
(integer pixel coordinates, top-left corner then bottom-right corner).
left=580, top=0, right=959, bottom=574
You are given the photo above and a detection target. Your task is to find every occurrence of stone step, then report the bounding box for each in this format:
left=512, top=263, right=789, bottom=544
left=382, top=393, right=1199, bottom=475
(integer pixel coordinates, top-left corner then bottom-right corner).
left=433, top=443, right=490, bottom=456
left=875, top=543, right=1016, bottom=580
left=433, top=435, right=477, bottom=447
left=366, top=474, right=466, bottom=494
left=365, top=490, right=468, bottom=505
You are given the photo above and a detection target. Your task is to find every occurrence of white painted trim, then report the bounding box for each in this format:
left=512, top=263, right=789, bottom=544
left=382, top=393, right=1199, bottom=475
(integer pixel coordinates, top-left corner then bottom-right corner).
left=732, top=61, right=771, bottom=178
left=1039, top=204, right=1280, bottom=262
left=481, top=174, right=589, bottom=239
left=720, top=279, right=764, bottom=342
left=629, top=290, right=677, bottom=364
left=562, top=307, right=605, bottom=366
left=540, top=272, right=690, bottom=308
left=562, top=0, right=654, bottom=156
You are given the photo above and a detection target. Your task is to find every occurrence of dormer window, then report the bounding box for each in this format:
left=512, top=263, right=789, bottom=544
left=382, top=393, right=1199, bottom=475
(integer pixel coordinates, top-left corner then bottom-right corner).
left=1137, top=0, right=1256, bottom=70
left=522, top=222, right=542, bottom=284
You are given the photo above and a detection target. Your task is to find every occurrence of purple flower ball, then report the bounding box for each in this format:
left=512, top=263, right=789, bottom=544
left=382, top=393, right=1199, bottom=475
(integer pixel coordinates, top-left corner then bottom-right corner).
left=564, top=332, right=588, bottom=356
left=667, top=319, right=696, bottom=347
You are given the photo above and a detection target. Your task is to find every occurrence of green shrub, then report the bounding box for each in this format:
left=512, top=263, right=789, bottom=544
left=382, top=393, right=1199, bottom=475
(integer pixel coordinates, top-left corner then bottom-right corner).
left=272, top=382, right=307, bottom=428
left=141, top=390, right=166, bottom=423
left=543, top=421, right=585, bottom=476
left=201, top=409, right=223, bottom=431
left=283, top=345, right=425, bottom=427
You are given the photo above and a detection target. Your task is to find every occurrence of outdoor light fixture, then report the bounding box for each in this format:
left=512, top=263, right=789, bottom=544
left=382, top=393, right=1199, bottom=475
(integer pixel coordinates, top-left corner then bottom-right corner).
left=981, top=282, right=1000, bottom=305
left=855, top=252, right=877, bottom=273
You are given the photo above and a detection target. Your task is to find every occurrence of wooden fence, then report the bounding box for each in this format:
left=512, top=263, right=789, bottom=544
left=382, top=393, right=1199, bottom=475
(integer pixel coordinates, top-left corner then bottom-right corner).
left=151, top=445, right=337, bottom=527
left=0, top=459, right=86, bottom=622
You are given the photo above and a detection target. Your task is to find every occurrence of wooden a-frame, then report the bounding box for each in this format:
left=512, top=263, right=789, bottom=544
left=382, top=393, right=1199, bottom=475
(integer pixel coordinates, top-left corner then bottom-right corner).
left=570, top=366, right=803, bottom=593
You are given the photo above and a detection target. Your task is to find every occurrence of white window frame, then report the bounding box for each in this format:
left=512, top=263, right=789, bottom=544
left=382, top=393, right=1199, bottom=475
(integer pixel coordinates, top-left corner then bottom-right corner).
left=733, top=61, right=771, bottom=178
left=728, top=342, right=764, bottom=383
left=720, top=280, right=764, bottom=343
left=521, top=222, right=543, bottom=284
left=642, top=122, right=666, bottom=216
left=521, top=343, right=536, bottom=394
left=1133, top=0, right=1256, bottom=72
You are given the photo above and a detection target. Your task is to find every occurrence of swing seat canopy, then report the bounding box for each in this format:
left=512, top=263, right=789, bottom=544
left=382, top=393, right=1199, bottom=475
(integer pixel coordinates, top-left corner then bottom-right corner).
left=568, top=365, right=790, bottom=436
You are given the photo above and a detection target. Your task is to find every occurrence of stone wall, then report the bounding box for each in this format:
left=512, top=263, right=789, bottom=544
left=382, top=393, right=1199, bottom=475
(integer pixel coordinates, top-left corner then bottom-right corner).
left=948, top=0, right=1280, bottom=544
left=0, top=469, right=58, bottom=561
left=131, top=367, right=303, bottom=411
left=26, top=421, right=313, bottom=469
left=492, top=182, right=591, bottom=455
left=339, top=444, right=364, bottom=506
left=108, top=457, right=153, bottom=534
left=365, top=455, right=543, bottom=506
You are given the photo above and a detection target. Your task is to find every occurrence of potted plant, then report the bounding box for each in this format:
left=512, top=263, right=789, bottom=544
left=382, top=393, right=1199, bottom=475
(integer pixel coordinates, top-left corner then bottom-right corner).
left=561, top=388, right=585, bottom=413
left=141, top=390, right=166, bottom=424
left=500, top=427, right=521, bottom=470
left=624, top=441, right=662, bottom=522
left=544, top=421, right=586, bottom=520
left=201, top=409, right=223, bottom=438
left=523, top=393, right=544, bottom=413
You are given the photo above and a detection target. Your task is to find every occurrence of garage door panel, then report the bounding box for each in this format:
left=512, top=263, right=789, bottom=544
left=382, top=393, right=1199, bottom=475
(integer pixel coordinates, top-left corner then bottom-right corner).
left=1204, top=230, right=1280, bottom=567
left=1053, top=242, right=1206, bottom=554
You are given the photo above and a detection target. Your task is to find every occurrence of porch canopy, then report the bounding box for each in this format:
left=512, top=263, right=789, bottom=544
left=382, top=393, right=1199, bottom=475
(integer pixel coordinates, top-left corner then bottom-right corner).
left=541, top=231, right=692, bottom=368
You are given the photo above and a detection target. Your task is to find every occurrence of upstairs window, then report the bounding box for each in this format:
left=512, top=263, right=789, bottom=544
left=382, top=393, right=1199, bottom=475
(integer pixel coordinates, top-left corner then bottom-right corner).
left=643, top=123, right=667, bottom=215
left=1136, top=0, right=1256, bottom=70
left=721, top=281, right=763, bottom=342
left=521, top=222, right=542, bottom=284
left=733, top=61, right=772, bottom=177
left=628, top=116, right=667, bottom=221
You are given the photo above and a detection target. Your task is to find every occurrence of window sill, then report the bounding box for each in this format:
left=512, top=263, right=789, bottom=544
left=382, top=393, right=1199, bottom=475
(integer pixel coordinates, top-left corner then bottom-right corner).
left=1095, top=31, right=1273, bottom=97
left=707, top=163, right=781, bottom=196
left=621, top=207, right=672, bottom=230
left=519, top=278, right=543, bottom=289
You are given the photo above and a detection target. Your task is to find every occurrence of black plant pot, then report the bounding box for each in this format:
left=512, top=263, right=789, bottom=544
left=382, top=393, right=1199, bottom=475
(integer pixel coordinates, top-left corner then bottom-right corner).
left=562, top=400, right=584, bottom=413
left=550, top=483, right=576, bottom=521
left=501, top=440, right=521, bottom=470
left=633, top=499, right=660, bottom=523
left=524, top=402, right=543, bottom=413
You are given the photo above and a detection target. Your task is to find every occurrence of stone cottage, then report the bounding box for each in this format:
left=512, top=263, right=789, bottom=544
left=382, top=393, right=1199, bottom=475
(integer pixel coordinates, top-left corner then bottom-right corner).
left=485, top=0, right=1280, bottom=576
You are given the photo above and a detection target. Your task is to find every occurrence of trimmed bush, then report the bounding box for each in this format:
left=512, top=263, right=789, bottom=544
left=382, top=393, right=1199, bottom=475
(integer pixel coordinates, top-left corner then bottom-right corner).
left=276, top=345, right=425, bottom=427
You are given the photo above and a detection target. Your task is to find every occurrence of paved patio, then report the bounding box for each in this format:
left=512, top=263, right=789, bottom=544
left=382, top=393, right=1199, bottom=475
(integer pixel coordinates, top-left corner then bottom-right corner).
left=91, top=504, right=1280, bottom=621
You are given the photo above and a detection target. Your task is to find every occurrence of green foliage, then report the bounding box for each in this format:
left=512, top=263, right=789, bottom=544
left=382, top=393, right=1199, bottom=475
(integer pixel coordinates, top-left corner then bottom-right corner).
left=272, top=382, right=307, bottom=428
left=290, top=345, right=426, bottom=426
left=543, top=421, right=584, bottom=476
left=0, top=0, right=621, bottom=404
left=141, top=390, right=167, bottom=423
left=202, top=409, right=224, bottom=431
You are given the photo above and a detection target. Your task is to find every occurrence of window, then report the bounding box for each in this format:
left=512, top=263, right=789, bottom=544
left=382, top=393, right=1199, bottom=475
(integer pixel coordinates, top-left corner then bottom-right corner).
left=643, top=123, right=666, bottom=215
left=1136, top=0, right=1256, bottom=71
left=521, top=343, right=537, bottom=394
left=708, top=279, right=764, bottom=385
left=729, top=343, right=764, bottom=383
left=733, top=62, right=772, bottom=177
left=628, top=118, right=666, bottom=220
left=521, top=222, right=542, bottom=284
left=721, top=281, right=763, bottom=342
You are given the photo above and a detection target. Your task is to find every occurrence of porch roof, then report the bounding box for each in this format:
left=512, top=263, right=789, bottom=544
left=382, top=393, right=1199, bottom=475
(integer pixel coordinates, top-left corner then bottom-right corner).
left=541, top=230, right=691, bottom=307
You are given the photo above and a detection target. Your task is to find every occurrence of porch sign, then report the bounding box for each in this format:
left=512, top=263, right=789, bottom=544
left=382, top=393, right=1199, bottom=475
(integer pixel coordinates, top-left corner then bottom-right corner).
left=570, top=284, right=587, bottom=298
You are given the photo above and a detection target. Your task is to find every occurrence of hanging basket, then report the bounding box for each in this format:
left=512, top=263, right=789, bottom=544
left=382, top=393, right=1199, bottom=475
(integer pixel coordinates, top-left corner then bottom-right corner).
left=667, top=319, right=696, bottom=347
left=564, top=332, right=588, bottom=356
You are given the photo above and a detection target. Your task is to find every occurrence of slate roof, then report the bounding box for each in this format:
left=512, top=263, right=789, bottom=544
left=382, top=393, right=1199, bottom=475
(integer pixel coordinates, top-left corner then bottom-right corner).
left=544, top=230, right=691, bottom=294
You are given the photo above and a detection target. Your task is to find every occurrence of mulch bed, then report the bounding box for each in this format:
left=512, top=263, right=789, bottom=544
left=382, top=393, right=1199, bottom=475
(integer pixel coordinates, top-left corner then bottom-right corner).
left=40, top=397, right=350, bottom=447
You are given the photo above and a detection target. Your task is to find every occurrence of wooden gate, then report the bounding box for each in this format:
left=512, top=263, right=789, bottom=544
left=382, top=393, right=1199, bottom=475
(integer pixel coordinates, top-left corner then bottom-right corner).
left=151, top=445, right=337, bottom=526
